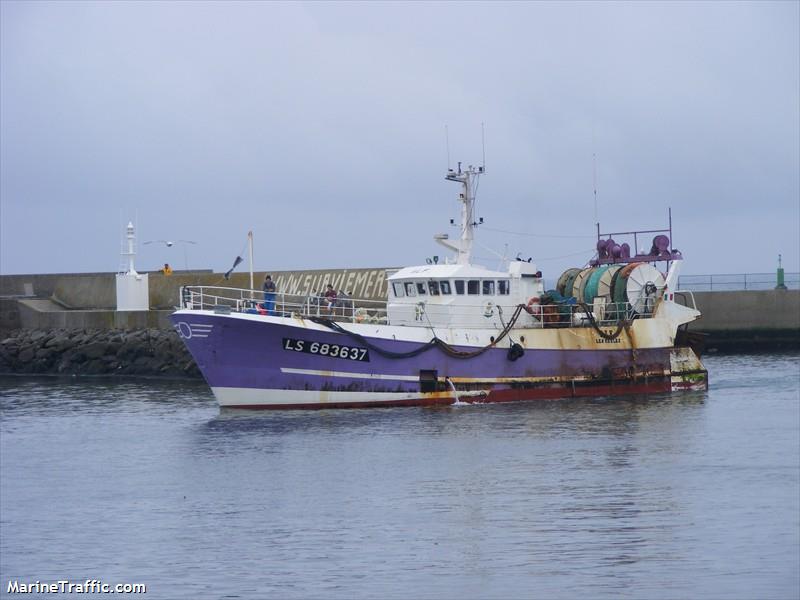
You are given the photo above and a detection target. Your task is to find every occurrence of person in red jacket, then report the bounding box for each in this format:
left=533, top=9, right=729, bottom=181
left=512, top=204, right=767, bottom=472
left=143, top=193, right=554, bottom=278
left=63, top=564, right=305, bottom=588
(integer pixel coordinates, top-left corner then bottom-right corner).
left=323, top=284, right=337, bottom=312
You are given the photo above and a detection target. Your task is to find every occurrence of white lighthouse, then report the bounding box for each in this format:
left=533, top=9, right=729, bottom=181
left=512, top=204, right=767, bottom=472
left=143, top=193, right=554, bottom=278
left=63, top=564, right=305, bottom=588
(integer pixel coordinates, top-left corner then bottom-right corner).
left=115, top=221, right=150, bottom=311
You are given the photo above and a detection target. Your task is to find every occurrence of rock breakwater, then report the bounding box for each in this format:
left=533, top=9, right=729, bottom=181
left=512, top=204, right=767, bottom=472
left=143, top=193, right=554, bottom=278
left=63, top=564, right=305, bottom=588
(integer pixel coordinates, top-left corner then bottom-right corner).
left=0, top=328, right=201, bottom=378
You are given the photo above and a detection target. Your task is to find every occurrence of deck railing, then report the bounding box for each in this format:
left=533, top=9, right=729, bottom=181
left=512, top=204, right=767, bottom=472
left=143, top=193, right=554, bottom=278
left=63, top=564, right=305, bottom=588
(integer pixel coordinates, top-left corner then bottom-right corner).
left=412, top=300, right=651, bottom=329
left=179, top=286, right=389, bottom=324
left=179, top=285, right=665, bottom=329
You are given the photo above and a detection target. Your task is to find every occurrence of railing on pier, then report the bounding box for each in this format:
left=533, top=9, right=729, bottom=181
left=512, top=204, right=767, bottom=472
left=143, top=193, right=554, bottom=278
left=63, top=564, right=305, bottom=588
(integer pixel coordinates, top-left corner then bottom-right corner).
left=677, top=272, right=799, bottom=291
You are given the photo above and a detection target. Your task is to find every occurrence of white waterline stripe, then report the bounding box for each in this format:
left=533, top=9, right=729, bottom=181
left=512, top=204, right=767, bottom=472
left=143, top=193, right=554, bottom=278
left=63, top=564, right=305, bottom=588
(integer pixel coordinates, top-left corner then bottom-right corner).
left=213, top=387, right=458, bottom=406
left=281, top=368, right=419, bottom=381
left=280, top=367, right=591, bottom=384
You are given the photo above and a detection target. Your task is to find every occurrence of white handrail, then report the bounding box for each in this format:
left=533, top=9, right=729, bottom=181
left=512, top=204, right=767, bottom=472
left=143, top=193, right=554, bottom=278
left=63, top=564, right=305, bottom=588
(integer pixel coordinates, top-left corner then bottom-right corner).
left=179, top=285, right=388, bottom=324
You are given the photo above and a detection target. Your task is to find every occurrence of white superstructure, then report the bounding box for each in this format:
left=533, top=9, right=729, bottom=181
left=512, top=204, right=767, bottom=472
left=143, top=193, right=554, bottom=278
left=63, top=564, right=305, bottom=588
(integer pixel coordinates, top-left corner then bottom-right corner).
left=386, top=162, right=543, bottom=329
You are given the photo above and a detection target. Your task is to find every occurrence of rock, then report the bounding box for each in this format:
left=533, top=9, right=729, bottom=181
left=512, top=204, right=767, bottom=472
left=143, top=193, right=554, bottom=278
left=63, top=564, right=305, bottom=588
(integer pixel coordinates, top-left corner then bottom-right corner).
left=84, top=359, right=108, bottom=375
left=127, top=330, right=147, bottom=343
left=70, top=332, right=89, bottom=345
left=116, top=343, right=133, bottom=358
left=0, top=326, right=201, bottom=378
left=133, top=355, right=154, bottom=367
left=35, top=347, right=53, bottom=359
left=32, top=358, right=52, bottom=373
left=82, top=342, right=110, bottom=360
left=45, top=334, right=71, bottom=349
left=60, top=347, right=82, bottom=363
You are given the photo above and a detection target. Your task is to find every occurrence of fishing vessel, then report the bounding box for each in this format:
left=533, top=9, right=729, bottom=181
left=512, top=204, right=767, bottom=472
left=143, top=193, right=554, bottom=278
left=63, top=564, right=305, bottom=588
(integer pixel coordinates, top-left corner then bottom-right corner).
left=171, top=163, right=708, bottom=409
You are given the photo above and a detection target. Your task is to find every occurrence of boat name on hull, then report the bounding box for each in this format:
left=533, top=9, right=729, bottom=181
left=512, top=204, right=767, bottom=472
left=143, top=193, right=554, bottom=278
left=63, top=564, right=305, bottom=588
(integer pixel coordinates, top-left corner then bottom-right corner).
left=283, top=337, right=370, bottom=362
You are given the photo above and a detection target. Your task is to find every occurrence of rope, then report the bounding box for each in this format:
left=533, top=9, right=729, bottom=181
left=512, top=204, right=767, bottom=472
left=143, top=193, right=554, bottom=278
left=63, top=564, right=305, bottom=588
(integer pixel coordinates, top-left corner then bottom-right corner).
left=497, top=305, right=517, bottom=345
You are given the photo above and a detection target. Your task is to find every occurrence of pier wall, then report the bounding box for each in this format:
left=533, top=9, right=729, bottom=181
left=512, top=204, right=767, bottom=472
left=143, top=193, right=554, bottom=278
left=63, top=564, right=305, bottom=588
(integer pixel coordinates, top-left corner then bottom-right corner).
left=689, top=290, right=799, bottom=350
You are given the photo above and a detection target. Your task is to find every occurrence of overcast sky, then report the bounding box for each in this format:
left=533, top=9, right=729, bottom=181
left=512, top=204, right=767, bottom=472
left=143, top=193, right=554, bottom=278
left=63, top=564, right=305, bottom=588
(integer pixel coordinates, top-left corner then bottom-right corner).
left=1, top=1, right=798, bottom=279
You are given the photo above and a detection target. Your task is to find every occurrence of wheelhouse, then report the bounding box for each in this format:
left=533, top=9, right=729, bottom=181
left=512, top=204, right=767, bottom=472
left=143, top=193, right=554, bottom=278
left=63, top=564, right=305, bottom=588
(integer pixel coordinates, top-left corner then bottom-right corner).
left=386, top=261, right=543, bottom=328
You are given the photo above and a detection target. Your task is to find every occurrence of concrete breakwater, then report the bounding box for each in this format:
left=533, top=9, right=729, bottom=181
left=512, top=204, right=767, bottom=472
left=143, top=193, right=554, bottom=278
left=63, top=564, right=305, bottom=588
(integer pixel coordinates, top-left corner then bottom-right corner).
left=0, top=328, right=201, bottom=378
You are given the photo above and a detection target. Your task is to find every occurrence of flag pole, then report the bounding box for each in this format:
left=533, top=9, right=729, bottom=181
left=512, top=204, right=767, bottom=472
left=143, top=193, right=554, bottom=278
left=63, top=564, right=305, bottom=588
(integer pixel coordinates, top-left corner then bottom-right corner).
left=248, top=230, right=254, bottom=298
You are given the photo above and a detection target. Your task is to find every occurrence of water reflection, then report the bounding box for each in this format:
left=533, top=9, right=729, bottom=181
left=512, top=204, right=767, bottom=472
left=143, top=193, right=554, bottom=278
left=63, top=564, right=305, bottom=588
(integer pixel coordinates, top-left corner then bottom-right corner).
left=188, top=392, right=710, bottom=465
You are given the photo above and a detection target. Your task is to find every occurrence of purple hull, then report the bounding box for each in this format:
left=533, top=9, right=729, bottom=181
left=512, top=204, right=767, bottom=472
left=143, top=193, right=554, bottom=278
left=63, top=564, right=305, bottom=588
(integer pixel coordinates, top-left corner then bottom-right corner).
left=171, top=311, right=707, bottom=408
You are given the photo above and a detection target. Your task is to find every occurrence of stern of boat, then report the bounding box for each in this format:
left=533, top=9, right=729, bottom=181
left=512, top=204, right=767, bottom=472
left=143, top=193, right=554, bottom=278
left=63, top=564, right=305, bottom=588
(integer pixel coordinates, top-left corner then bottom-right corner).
left=669, top=346, right=708, bottom=391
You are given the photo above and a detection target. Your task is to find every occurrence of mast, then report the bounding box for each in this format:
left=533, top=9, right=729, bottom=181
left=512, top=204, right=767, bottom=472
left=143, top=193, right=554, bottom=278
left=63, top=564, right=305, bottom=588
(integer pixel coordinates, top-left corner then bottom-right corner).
left=248, top=230, right=254, bottom=293
left=438, top=162, right=484, bottom=265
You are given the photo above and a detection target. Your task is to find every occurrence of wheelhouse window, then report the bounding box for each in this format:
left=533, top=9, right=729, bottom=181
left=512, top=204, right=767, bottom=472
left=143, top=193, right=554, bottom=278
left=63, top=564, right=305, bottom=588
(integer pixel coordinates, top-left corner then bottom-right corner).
left=467, top=280, right=480, bottom=295
left=416, top=282, right=427, bottom=295
left=428, top=281, right=440, bottom=296
left=498, top=280, right=510, bottom=295
left=482, top=280, right=495, bottom=295
left=455, top=280, right=465, bottom=295
left=392, top=282, right=405, bottom=298
left=440, top=280, right=452, bottom=295
left=404, top=282, right=417, bottom=297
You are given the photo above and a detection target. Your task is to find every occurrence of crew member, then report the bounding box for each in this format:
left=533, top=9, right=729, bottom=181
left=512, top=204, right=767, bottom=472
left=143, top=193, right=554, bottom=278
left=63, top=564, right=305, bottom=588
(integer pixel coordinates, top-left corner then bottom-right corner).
left=263, top=275, right=277, bottom=314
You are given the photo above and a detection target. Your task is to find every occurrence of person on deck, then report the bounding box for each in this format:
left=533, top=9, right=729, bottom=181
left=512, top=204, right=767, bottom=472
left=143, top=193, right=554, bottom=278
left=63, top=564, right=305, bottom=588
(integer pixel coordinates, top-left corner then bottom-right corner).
left=161, top=263, right=173, bottom=276
left=323, top=284, right=337, bottom=312
left=263, top=275, right=277, bottom=314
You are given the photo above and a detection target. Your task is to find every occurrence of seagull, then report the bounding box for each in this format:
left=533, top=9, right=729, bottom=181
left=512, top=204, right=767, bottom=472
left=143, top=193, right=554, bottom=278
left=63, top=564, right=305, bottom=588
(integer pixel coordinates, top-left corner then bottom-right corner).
left=143, top=240, right=198, bottom=271
left=143, top=240, right=197, bottom=247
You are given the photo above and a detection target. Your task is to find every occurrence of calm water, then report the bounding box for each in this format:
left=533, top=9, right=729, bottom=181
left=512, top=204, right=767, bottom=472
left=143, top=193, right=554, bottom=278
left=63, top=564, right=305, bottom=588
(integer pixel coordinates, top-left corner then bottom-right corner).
left=1, top=353, right=798, bottom=599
